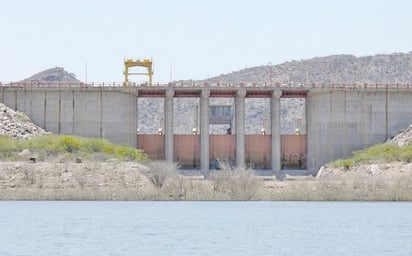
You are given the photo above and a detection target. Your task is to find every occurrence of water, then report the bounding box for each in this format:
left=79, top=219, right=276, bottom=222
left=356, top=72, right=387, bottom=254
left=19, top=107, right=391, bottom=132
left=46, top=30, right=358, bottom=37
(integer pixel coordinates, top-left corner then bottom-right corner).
left=0, top=201, right=411, bottom=256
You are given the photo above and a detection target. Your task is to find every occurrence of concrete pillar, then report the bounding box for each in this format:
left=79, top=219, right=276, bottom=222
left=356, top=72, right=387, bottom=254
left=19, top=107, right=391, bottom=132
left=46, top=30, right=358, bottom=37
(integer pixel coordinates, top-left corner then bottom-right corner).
left=200, top=88, right=210, bottom=173
left=165, top=87, right=174, bottom=162
left=236, top=88, right=246, bottom=169
left=271, top=90, right=282, bottom=177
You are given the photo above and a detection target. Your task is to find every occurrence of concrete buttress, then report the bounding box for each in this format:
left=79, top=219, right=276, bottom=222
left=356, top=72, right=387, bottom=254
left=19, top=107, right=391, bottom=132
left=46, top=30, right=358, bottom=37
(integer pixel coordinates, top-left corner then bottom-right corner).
left=164, top=87, right=174, bottom=162
left=200, top=88, right=210, bottom=173
left=271, top=90, right=282, bottom=176
left=236, top=88, right=246, bottom=169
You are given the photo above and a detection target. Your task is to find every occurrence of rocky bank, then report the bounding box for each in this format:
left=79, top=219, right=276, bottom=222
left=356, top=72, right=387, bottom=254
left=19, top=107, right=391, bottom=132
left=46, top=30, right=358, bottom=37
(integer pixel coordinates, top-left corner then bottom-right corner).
left=0, top=103, right=49, bottom=139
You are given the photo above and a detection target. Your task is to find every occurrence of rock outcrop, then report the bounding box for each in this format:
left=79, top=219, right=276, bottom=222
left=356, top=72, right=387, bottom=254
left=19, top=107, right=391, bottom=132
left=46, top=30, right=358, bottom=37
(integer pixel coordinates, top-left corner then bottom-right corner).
left=388, top=125, right=412, bottom=146
left=0, top=103, right=49, bottom=139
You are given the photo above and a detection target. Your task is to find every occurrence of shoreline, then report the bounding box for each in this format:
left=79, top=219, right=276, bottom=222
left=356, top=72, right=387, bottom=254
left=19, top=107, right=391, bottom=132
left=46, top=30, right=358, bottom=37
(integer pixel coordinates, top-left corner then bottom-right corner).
left=1, top=161, right=411, bottom=201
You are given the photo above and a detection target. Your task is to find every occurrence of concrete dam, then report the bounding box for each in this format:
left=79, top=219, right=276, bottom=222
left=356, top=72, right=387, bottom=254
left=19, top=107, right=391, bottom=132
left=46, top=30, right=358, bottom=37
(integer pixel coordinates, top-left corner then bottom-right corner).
left=1, top=82, right=412, bottom=175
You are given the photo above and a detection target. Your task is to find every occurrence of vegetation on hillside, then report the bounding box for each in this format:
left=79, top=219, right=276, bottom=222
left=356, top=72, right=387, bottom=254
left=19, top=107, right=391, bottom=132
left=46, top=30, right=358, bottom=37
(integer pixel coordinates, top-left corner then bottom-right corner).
left=328, top=142, right=412, bottom=169
left=0, top=135, right=147, bottom=162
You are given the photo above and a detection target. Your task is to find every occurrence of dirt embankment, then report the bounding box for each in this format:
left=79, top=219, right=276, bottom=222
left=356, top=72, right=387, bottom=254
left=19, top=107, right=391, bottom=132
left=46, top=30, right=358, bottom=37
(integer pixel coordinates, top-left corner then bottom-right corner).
left=0, top=161, right=156, bottom=200
left=317, top=162, right=412, bottom=180
left=1, top=160, right=411, bottom=201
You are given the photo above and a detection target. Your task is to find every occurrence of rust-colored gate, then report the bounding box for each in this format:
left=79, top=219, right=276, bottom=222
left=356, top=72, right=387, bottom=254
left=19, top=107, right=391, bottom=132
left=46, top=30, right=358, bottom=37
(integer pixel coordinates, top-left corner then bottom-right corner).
left=174, top=135, right=200, bottom=169
left=137, top=134, right=307, bottom=170
left=209, top=135, right=236, bottom=168
left=137, top=135, right=164, bottom=160
left=246, top=135, right=271, bottom=169
left=281, top=135, right=307, bottom=169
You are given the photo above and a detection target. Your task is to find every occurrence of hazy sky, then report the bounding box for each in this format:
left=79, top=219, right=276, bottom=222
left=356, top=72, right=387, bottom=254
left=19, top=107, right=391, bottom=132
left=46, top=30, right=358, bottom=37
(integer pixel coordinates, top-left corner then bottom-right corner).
left=1, top=0, right=411, bottom=83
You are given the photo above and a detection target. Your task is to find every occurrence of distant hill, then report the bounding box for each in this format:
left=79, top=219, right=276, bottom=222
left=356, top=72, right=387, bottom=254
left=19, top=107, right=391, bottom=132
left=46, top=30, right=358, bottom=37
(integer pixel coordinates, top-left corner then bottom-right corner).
left=22, top=52, right=412, bottom=85
left=206, top=52, right=412, bottom=84
left=22, top=67, right=81, bottom=84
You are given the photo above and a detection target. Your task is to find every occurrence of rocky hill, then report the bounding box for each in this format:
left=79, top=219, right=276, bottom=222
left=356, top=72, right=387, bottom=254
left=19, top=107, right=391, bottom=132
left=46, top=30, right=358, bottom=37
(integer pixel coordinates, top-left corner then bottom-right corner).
left=206, top=52, right=412, bottom=84
left=22, top=67, right=80, bottom=84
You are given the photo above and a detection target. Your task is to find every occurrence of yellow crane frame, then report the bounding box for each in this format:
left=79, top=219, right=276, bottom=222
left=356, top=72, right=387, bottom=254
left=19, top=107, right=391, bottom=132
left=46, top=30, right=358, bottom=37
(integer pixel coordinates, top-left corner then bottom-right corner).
left=123, top=58, right=153, bottom=86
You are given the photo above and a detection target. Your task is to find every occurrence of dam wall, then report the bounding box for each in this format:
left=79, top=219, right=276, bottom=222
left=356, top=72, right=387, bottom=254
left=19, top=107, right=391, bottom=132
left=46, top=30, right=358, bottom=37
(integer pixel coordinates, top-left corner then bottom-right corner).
left=0, top=86, right=137, bottom=147
left=307, top=88, right=412, bottom=171
left=1, top=83, right=412, bottom=174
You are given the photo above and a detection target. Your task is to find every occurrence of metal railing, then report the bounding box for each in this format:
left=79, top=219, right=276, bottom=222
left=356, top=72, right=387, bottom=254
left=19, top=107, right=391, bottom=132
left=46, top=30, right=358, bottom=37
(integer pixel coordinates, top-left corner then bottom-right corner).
left=1, top=81, right=411, bottom=89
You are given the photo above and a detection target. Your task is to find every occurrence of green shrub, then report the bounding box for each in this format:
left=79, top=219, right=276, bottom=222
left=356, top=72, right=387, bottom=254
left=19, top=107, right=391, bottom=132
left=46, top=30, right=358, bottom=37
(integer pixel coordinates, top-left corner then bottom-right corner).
left=113, top=145, right=147, bottom=161
left=328, top=158, right=353, bottom=169
left=352, top=144, right=399, bottom=163
left=398, top=146, right=412, bottom=162
left=81, top=138, right=107, bottom=153
left=24, top=135, right=61, bottom=153
left=0, top=136, right=20, bottom=158
left=329, top=143, right=412, bottom=168
left=103, top=143, right=115, bottom=155
left=60, top=136, right=81, bottom=153
left=0, top=135, right=147, bottom=162
left=0, top=136, right=18, bottom=152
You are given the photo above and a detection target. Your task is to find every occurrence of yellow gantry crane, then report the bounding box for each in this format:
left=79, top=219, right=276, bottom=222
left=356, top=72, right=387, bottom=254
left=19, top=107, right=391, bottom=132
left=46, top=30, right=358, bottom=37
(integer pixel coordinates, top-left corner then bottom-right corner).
left=123, top=58, right=153, bottom=86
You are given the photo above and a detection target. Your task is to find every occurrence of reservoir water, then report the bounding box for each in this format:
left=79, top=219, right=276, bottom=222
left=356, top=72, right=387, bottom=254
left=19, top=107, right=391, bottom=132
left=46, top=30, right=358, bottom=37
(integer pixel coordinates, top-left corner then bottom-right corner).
left=0, top=201, right=411, bottom=256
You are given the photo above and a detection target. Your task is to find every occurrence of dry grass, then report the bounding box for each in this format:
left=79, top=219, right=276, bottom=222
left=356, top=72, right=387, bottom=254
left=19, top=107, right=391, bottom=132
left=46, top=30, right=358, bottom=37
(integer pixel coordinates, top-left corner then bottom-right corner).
left=139, top=162, right=262, bottom=200
left=142, top=161, right=180, bottom=189
left=207, top=168, right=261, bottom=200
left=1, top=160, right=411, bottom=201
left=263, top=176, right=412, bottom=201
left=2, top=176, right=410, bottom=201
